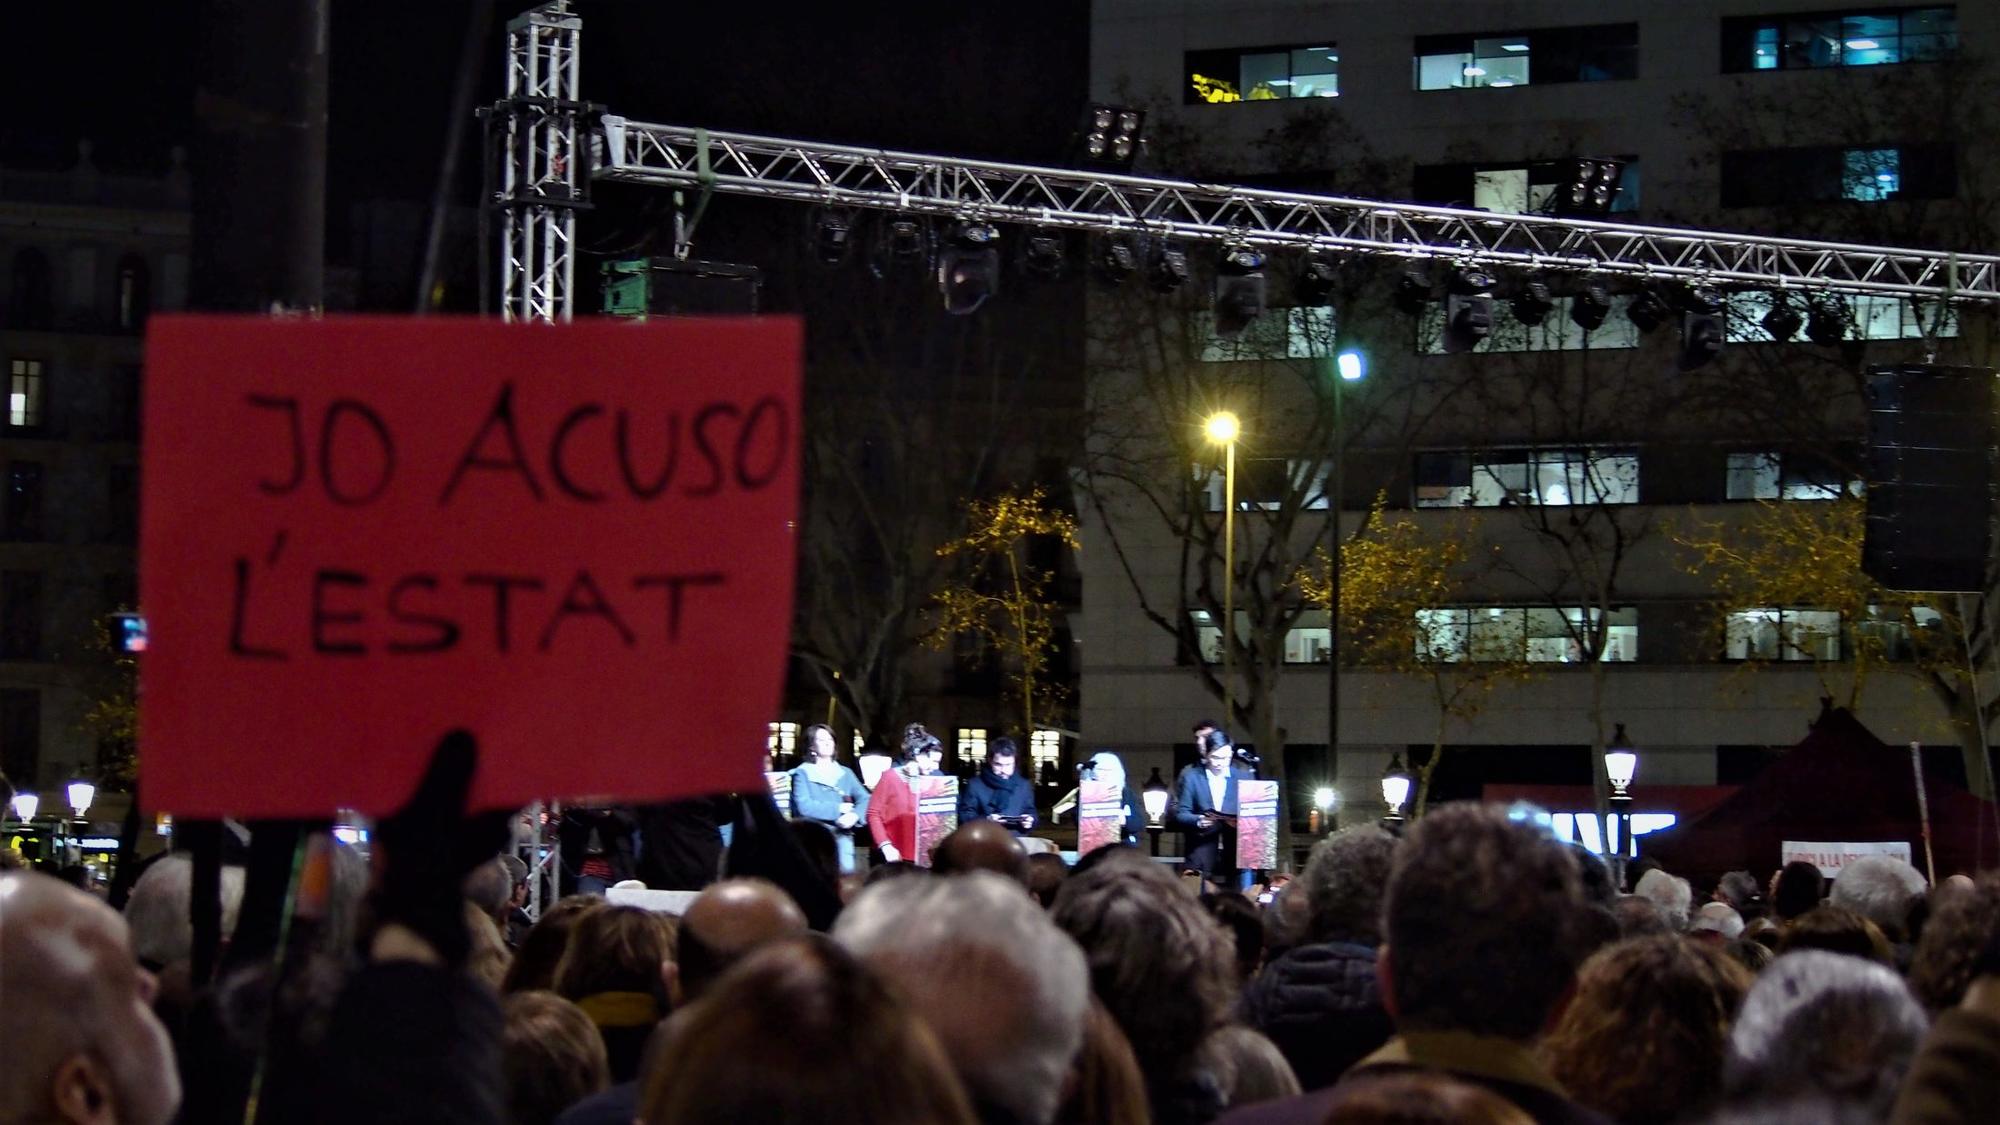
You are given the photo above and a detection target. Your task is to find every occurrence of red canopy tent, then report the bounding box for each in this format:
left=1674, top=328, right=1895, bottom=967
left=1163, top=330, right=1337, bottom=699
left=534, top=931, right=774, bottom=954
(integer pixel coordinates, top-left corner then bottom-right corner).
left=1640, top=704, right=2000, bottom=881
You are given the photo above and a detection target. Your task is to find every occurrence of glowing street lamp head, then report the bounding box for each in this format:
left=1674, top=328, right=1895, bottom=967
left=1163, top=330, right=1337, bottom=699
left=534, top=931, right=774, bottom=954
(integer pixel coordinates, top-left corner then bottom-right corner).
left=1313, top=787, right=1336, bottom=811
left=1204, top=411, right=1240, bottom=444
left=1337, top=350, right=1365, bottom=381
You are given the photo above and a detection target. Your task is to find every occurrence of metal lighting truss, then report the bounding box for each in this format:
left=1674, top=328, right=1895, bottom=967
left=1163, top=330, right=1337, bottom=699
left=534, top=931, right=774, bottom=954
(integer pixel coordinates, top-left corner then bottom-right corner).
left=492, top=2, right=586, bottom=323
left=591, top=117, right=2000, bottom=310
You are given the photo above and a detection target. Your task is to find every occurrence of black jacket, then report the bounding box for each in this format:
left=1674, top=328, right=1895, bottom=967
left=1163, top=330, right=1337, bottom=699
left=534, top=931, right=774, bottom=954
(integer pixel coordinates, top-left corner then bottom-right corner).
left=958, top=764, right=1037, bottom=828
left=1238, top=938, right=1393, bottom=1092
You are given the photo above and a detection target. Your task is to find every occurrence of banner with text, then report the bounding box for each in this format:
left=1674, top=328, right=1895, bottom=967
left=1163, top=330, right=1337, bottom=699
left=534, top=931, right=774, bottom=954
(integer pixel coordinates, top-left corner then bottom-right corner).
left=1236, top=780, right=1280, bottom=871
left=140, top=315, right=801, bottom=817
left=914, top=776, right=960, bottom=868
left=1780, top=840, right=1913, bottom=876
left=1077, top=779, right=1125, bottom=856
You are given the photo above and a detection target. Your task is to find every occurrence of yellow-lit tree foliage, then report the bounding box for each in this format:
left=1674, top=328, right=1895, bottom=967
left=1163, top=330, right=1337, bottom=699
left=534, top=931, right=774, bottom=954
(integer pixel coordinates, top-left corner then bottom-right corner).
left=1298, top=496, right=1538, bottom=817
left=932, top=488, right=1081, bottom=742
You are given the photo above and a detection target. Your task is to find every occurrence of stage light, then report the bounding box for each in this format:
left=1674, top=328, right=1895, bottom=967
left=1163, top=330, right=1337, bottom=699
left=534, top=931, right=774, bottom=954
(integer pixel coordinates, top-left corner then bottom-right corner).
left=1150, top=242, right=1190, bottom=293
left=1553, top=158, right=1626, bottom=217
left=1626, top=289, right=1670, bottom=334
left=1023, top=233, right=1066, bottom=280
left=1805, top=298, right=1846, bottom=346
left=1571, top=281, right=1612, bottom=332
left=1295, top=253, right=1340, bottom=306
left=1510, top=275, right=1555, bottom=326
left=1096, top=235, right=1137, bottom=284
left=886, top=219, right=927, bottom=261
left=1443, top=267, right=1496, bottom=353
left=1762, top=296, right=1804, bottom=341
left=1078, top=103, right=1146, bottom=170
left=1393, top=268, right=1431, bottom=317
left=1214, top=246, right=1267, bottom=338
left=811, top=209, right=854, bottom=267
left=938, top=221, right=1001, bottom=315
left=1678, top=286, right=1724, bottom=372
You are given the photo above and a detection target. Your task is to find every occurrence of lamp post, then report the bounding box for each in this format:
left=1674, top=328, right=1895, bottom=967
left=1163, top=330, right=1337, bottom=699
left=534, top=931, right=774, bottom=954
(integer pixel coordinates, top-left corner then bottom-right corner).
left=1380, top=752, right=1412, bottom=832
left=1327, top=349, right=1363, bottom=793
left=1204, top=411, right=1240, bottom=726
left=1142, top=767, right=1170, bottom=856
left=64, top=779, right=95, bottom=864
left=1604, top=723, right=1639, bottom=889
left=7, top=790, right=36, bottom=833
left=1310, top=786, right=1336, bottom=835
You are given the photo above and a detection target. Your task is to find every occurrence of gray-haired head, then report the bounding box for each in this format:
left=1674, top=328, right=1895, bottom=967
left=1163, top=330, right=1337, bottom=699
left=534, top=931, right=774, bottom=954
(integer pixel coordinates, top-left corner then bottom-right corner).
left=1084, top=751, right=1127, bottom=788
left=1634, top=868, right=1693, bottom=930
left=1829, top=855, right=1927, bottom=941
left=124, top=856, right=246, bottom=970
left=1299, top=826, right=1396, bottom=945
left=1724, top=950, right=1928, bottom=1117
left=834, top=870, right=1087, bottom=1125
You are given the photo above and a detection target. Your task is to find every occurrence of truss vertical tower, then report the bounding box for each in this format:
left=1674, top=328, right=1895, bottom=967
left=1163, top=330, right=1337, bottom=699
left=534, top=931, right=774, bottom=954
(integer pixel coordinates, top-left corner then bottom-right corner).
left=492, top=1, right=587, bottom=322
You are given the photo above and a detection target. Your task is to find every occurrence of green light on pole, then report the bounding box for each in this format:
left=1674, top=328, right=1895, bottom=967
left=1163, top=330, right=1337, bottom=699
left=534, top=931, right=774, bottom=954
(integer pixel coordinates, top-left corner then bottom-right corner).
left=1336, top=350, right=1365, bottom=381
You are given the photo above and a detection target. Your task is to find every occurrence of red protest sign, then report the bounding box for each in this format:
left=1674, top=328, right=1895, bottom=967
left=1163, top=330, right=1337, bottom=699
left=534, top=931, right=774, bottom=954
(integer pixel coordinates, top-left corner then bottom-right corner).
left=139, top=315, right=800, bottom=818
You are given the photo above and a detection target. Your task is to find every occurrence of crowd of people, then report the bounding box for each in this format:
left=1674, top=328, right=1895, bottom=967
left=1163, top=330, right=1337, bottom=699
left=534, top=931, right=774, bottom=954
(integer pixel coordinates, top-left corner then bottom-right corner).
left=10, top=725, right=2000, bottom=1125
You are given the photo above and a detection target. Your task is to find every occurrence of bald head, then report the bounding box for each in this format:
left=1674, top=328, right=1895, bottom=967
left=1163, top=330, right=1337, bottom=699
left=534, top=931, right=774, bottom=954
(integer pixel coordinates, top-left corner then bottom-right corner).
left=0, top=873, right=180, bottom=1125
left=675, top=878, right=807, bottom=1001
left=933, top=820, right=1028, bottom=883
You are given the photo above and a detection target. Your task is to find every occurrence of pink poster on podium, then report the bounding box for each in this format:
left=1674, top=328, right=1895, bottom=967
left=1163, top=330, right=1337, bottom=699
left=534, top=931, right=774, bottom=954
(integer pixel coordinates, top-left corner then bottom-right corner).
left=765, top=771, right=793, bottom=817
left=1077, top=780, right=1124, bottom=856
left=1236, top=780, right=1279, bottom=871
left=914, top=775, right=960, bottom=868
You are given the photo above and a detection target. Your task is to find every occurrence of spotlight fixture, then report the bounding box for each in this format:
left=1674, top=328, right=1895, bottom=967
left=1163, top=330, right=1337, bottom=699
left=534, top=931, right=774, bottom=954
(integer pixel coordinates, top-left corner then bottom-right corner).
left=886, top=219, right=928, bottom=261
left=1078, top=103, right=1146, bottom=170
left=811, top=209, right=854, bottom=267
left=1443, top=267, right=1496, bottom=353
left=1150, top=242, right=1190, bottom=293
left=1678, top=286, right=1724, bottom=372
left=1393, top=268, right=1431, bottom=317
left=1023, top=232, right=1067, bottom=280
left=1095, top=235, right=1138, bottom=284
left=937, top=221, right=1001, bottom=316
left=1553, top=157, right=1627, bottom=217
left=1213, top=246, right=1268, bottom=338
left=1626, top=289, right=1670, bottom=334
left=1805, top=297, right=1846, bottom=346
left=1294, top=253, right=1341, bottom=307
left=1761, top=296, right=1804, bottom=341
left=1570, top=281, right=1613, bottom=332
left=1510, top=275, right=1555, bottom=327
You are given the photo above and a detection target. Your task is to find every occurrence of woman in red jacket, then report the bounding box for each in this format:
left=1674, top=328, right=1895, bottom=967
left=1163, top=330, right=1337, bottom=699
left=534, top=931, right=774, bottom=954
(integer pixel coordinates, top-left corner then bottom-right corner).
left=867, top=723, right=942, bottom=863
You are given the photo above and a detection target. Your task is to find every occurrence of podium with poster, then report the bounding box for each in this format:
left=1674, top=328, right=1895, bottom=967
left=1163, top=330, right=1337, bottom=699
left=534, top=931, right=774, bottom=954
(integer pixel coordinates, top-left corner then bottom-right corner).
left=913, top=776, right=960, bottom=868
left=1076, top=780, right=1125, bottom=856
left=1235, top=780, right=1280, bottom=871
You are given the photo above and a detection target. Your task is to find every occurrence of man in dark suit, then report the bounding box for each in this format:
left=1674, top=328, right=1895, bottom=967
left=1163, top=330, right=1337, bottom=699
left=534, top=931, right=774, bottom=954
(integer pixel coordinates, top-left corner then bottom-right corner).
left=1171, top=728, right=1249, bottom=891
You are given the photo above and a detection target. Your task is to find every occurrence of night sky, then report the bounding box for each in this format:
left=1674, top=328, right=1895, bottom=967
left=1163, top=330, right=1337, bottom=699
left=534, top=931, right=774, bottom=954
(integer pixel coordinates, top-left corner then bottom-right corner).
left=7, top=1, right=1086, bottom=262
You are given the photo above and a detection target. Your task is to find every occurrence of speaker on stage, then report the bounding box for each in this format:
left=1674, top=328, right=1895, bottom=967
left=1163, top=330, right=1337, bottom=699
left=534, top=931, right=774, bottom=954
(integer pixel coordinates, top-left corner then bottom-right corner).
left=1863, top=364, right=1996, bottom=592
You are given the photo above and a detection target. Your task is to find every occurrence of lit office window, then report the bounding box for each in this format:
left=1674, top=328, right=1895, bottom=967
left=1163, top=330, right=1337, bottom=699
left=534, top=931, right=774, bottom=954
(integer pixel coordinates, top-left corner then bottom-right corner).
left=8, top=360, right=44, bottom=429
left=1724, top=452, right=1861, bottom=500
left=1414, top=24, right=1637, bottom=90
left=1413, top=606, right=1638, bottom=663
left=767, top=721, right=799, bottom=759
left=1725, top=608, right=1842, bottom=661
left=1186, top=44, right=1340, bottom=103
left=1415, top=449, right=1640, bottom=508
left=1191, top=609, right=1335, bottom=664
left=1724, top=8, right=1956, bottom=72
left=1030, top=730, right=1063, bottom=776
left=957, top=727, right=989, bottom=765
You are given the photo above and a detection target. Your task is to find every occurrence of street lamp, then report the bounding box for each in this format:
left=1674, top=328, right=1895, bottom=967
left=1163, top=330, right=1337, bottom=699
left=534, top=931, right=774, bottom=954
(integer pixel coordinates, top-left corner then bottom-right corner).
left=1309, top=786, right=1336, bottom=835
left=1604, top=723, right=1639, bottom=888
left=1142, top=767, right=1171, bottom=856
left=1381, top=752, right=1412, bottom=830
left=64, top=779, right=96, bottom=864
left=8, top=791, right=36, bottom=825
left=1205, top=411, right=1240, bottom=726
left=1325, top=348, right=1364, bottom=822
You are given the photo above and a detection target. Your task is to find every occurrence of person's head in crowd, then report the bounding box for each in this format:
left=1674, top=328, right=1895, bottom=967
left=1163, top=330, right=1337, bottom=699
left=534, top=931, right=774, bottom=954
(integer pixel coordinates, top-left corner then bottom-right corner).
left=122, top=855, right=246, bottom=972
left=897, top=723, right=944, bottom=777
left=1725, top=937, right=1776, bottom=976
left=674, top=877, right=808, bottom=1004
left=502, top=991, right=609, bottom=1125
left=1083, top=750, right=1128, bottom=788
left=1908, top=869, right=2000, bottom=1013
left=1828, top=855, right=1927, bottom=943
left=1195, top=1024, right=1302, bottom=1107
left=466, top=900, right=514, bottom=991
left=1071, top=842, right=1142, bottom=878
left=787, top=819, right=841, bottom=890
left=1723, top=949, right=1928, bottom=1117
left=1025, top=852, right=1068, bottom=909
left=985, top=737, right=1022, bottom=781
left=1771, top=860, right=1825, bottom=922
left=805, top=721, right=838, bottom=763
left=502, top=894, right=603, bottom=995
left=1192, top=718, right=1219, bottom=747
left=1299, top=826, right=1397, bottom=945
left=1056, top=997, right=1150, bottom=1125
left=1777, top=904, right=1895, bottom=966
left=863, top=859, right=928, bottom=887
left=1692, top=901, right=1747, bottom=943
left=837, top=870, right=1088, bottom=1125
left=1568, top=843, right=1617, bottom=909
left=499, top=852, right=529, bottom=899
left=465, top=856, right=515, bottom=924
left=554, top=904, right=680, bottom=1082
left=1614, top=893, right=1674, bottom=939
left=1320, top=1069, right=1536, bottom=1125
left=1380, top=803, right=1589, bottom=1041
left=1199, top=729, right=1234, bottom=776
left=1200, top=892, right=1265, bottom=982
left=640, top=934, right=976, bottom=1125
left=1540, top=935, right=1755, bottom=1125
left=932, top=819, right=1028, bottom=883
left=1743, top=915, right=1782, bottom=951
left=0, top=872, right=180, bottom=1125
left=1717, top=870, right=1769, bottom=920
left=1634, top=867, right=1694, bottom=930
left=1261, top=878, right=1312, bottom=957
left=1051, top=848, right=1235, bottom=1117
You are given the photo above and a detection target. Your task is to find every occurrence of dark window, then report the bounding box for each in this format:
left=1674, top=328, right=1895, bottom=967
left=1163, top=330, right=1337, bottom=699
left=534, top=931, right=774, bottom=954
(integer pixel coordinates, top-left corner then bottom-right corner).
left=1186, top=43, right=1340, bottom=104
left=106, top=366, right=141, bottom=441
left=115, top=254, right=152, bottom=331
left=0, top=689, right=40, bottom=785
left=1722, top=7, right=1956, bottom=72
left=3, top=462, right=43, bottom=542
left=1414, top=24, right=1637, bottom=90
left=106, top=465, right=138, bottom=544
left=8, top=249, right=53, bottom=330
left=1, top=571, right=43, bottom=660
left=1720, top=144, right=1956, bottom=206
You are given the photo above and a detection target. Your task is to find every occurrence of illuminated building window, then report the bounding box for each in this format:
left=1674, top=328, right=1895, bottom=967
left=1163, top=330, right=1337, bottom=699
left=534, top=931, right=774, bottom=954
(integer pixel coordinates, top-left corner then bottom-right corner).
left=1030, top=730, right=1062, bottom=776
left=957, top=727, right=989, bottom=765
left=1185, top=43, right=1339, bottom=104
left=8, top=360, right=44, bottom=429
left=766, top=721, right=799, bottom=759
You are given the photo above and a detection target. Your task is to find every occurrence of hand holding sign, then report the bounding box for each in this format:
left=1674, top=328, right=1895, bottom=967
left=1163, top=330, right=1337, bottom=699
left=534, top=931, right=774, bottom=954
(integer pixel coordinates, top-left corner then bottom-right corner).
left=140, top=316, right=801, bottom=818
